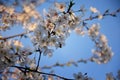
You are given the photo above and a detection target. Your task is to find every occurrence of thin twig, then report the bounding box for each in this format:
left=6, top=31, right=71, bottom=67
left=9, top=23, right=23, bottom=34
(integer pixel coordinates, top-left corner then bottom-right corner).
left=0, top=31, right=32, bottom=40
left=67, top=0, right=75, bottom=13
left=36, top=48, right=42, bottom=71
left=83, top=9, right=120, bottom=21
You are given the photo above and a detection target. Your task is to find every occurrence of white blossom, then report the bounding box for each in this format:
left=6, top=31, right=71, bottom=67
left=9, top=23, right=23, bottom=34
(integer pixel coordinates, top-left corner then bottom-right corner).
left=90, top=6, right=98, bottom=13
left=99, top=34, right=108, bottom=44
left=75, top=27, right=85, bottom=36
left=55, top=2, right=66, bottom=12
left=13, top=40, right=23, bottom=48
left=25, top=23, right=38, bottom=31
left=98, top=14, right=103, bottom=19
left=88, top=24, right=100, bottom=38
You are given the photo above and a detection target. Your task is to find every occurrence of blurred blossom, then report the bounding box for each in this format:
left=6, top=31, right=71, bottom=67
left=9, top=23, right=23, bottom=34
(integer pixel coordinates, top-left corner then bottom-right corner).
left=75, top=27, right=85, bottom=36
left=13, top=40, right=23, bottom=48
left=0, top=35, right=2, bottom=38
left=98, top=14, right=103, bottom=20
left=57, top=14, right=69, bottom=25
left=73, top=72, right=93, bottom=80
left=39, top=0, right=45, bottom=3
left=69, top=12, right=76, bottom=20
left=106, top=72, right=115, bottom=80
left=23, top=5, right=32, bottom=13
left=99, top=34, right=108, bottom=44
left=91, top=33, right=113, bottom=64
left=48, top=9, right=59, bottom=21
left=88, top=24, right=100, bottom=38
left=45, top=19, right=55, bottom=31
left=6, top=7, right=14, bottom=15
left=25, top=23, right=38, bottom=31
left=23, top=4, right=40, bottom=19
left=90, top=6, right=98, bottom=13
left=17, top=13, right=27, bottom=22
left=0, top=5, right=4, bottom=12
left=0, top=5, right=14, bottom=15
left=55, top=2, right=66, bottom=12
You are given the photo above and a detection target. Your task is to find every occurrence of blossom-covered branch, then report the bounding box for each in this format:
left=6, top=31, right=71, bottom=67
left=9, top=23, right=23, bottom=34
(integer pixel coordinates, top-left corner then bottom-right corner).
left=41, top=58, right=88, bottom=69
left=84, top=8, right=120, bottom=21
left=11, top=66, right=74, bottom=80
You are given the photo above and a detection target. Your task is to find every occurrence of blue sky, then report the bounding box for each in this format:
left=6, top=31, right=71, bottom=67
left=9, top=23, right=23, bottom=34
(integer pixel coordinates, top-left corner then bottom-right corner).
left=2, top=0, right=120, bottom=80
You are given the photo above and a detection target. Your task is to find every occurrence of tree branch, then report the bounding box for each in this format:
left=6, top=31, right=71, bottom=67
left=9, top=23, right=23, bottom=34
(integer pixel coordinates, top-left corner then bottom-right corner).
left=11, top=66, right=74, bottom=80
left=41, top=59, right=88, bottom=69
left=83, top=8, right=120, bottom=21
left=67, top=0, right=75, bottom=13
left=0, top=31, right=32, bottom=40
left=36, top=48, right=42, bottom=71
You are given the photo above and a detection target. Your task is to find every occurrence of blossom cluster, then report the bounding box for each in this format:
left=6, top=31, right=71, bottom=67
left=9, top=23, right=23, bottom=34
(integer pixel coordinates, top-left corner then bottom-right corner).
left=88, top=24, right=113, bottom=64
left=0, top=39, right=33, bottom=71
left=29, top=3, right=80, bottom=56
left=0, top=3, right=41, bottom=31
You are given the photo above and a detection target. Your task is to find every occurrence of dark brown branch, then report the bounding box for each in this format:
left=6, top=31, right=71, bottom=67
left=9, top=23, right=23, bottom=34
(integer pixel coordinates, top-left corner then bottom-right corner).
left=11, top=66, right=74, bottom=80
left=36, top=48, right=42, bottom=71
left=67, top=0, right=75, bottom=13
